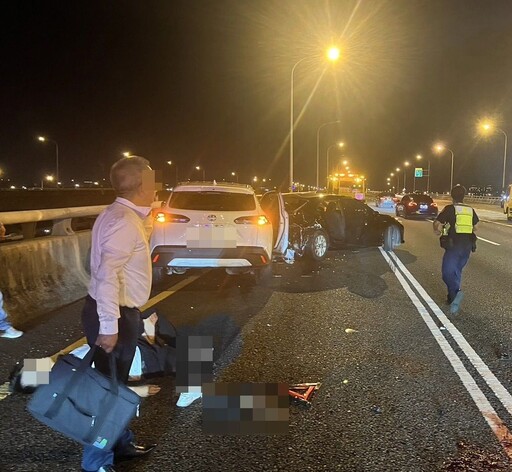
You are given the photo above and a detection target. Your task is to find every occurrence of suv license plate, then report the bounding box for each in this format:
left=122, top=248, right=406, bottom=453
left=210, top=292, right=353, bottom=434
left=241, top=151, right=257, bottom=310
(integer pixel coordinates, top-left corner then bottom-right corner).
left=186, top=226, right=237, bottom=248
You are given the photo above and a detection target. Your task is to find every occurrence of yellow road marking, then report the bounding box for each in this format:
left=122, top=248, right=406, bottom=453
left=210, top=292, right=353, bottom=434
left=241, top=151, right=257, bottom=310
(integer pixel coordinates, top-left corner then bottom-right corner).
left=49, top=275, right=201, bottom=362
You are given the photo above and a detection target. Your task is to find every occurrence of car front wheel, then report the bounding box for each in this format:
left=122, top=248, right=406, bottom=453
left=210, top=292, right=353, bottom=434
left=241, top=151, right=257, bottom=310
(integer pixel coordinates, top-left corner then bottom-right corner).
left=305, top=230, right=329, bottom=261
left=383, top=225, right=401, bottom=251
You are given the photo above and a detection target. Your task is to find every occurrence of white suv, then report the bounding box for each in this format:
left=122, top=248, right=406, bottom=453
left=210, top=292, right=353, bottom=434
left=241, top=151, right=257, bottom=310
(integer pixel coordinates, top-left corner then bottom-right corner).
left=150, top=182, right=288, bottom=276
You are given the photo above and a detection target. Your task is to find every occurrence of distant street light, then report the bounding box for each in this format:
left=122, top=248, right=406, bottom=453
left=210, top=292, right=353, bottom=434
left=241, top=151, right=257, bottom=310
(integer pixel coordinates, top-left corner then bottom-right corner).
left=403, top=161, right=410, bottom=192
left=195, top=166, right=205, bottom=180
left=326, top=142, right=345, bottom=186
left=478, top=119, right=508, bottom=190
left=231, top=171, right=238, bottom=183
left=41, top=174, right=54, bottom=190
left=414, top=154, right=431, bottom=193
left=290, top=46, right=341, bottom=190
left=167, top=160, right=178, bottom=186
left=316, top=120, right=341, bottom=189
left=433, top=143, right=454, bottom=190
left=325, top=141, right=348, bottom=190
left=395, top=168, right=401, bottom=192
left=38, top=136, right=59, bottom=187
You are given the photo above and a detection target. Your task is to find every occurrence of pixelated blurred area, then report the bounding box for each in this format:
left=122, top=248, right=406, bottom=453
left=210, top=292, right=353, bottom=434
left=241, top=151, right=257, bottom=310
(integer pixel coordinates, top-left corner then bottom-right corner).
left=22, top=358, right=53, bottom=386
left=176, top=335, right=213, bottom=393
left=202, top=382, right=289, bottom=435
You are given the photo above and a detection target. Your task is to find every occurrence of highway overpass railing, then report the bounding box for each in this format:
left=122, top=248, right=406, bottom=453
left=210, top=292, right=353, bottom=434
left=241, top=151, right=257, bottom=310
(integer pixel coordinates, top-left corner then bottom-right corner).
left=0, top=206, right=107, bottom=326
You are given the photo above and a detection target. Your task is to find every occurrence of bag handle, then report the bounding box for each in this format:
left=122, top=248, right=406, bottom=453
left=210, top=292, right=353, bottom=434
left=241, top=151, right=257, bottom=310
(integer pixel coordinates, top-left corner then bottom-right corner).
left=44, top=345, right=119, bottom=420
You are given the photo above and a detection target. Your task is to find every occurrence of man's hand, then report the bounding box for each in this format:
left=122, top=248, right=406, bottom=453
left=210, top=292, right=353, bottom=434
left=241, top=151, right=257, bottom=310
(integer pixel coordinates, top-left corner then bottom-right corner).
left=95, top=333, right=118, bottom=353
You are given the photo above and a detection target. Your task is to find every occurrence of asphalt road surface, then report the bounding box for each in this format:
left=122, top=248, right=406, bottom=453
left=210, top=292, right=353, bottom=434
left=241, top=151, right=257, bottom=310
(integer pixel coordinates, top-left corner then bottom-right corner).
left=1, top=200, right=512, bottom=471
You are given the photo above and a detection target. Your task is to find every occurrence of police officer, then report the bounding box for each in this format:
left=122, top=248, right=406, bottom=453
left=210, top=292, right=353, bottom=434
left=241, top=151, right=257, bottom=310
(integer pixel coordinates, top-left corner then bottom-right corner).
left=433, top=185, right=479, bottom=314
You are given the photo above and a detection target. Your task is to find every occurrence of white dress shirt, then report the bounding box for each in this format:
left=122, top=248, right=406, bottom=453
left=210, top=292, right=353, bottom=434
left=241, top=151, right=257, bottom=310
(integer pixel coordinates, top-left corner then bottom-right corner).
left=88, top=197, right=152, bottom=335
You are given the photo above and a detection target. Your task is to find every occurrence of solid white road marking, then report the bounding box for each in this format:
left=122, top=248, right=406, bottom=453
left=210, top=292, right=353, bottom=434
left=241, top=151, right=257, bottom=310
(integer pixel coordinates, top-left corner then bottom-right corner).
left=380, top=248, right=512, bottom=458
left=476, top=236, right=500, bottom=246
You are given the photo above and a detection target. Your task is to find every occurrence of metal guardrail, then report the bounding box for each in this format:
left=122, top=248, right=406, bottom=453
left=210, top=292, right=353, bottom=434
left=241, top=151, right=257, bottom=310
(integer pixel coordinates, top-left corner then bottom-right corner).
left=0, top=206, right=106, bottom=239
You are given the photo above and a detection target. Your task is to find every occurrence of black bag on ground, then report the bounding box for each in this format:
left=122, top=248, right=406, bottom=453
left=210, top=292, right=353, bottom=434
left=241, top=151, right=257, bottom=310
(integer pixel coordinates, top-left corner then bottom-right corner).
left=27, top=346, right=140, bottom=451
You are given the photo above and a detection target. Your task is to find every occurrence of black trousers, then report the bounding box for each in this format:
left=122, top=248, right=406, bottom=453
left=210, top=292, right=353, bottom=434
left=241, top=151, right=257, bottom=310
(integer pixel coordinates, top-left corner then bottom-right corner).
left=81, top=295, right=143, bottom=384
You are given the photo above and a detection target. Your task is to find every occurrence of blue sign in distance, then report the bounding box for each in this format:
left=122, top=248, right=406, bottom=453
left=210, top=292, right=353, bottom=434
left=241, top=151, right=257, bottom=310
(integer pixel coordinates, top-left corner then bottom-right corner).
left=414, top=167, right=423, bottom=177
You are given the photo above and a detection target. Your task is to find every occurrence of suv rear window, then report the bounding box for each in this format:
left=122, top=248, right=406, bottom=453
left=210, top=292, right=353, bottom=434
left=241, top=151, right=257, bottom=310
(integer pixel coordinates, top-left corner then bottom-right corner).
left=169, top=191, right=257, bottom=211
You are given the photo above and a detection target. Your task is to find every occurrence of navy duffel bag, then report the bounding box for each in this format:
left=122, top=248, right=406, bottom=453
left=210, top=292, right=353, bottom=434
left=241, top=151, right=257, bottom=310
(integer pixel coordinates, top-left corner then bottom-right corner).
left=27, top=345, right=140, bottom=451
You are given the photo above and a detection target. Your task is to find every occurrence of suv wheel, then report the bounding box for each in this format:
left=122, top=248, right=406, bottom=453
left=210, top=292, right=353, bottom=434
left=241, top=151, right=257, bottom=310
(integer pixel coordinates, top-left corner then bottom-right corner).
left=305, top=230, right=329, bottom=261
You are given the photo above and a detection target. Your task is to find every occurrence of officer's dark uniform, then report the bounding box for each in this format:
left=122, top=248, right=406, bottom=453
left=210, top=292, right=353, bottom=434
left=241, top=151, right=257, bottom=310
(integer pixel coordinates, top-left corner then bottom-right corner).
left=435, top=202, right=479, bottom=304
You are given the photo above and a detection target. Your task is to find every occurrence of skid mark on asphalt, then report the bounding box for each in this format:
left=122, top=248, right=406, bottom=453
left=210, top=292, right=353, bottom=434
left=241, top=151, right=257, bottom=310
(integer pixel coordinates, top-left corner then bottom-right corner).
left=0, top=275, right=201, bottom=401
left=380, top=248, right=512, bottom=459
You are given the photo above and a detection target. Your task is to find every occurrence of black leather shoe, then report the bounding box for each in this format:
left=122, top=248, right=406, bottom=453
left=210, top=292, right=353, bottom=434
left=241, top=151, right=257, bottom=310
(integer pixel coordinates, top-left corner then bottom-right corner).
left=115, top=442, right=157, bottom=460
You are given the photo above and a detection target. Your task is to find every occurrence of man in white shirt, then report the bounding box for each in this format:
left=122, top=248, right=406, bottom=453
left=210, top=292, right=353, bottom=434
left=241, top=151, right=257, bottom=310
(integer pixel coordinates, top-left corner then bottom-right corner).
left=81, top=156, right=157, bottom=472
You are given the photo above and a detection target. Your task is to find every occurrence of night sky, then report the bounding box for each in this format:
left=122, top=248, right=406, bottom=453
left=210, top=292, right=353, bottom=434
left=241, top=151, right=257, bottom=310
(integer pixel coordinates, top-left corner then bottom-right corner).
left=2, top=0, right=512, bottom=192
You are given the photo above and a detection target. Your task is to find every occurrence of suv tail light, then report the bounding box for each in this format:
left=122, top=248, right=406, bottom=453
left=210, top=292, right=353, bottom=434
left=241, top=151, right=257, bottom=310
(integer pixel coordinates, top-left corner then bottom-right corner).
left=407, top=202, right=417, bottom=207
left=154, top=211, right=190, bottom=223
left=234, top=215, right=269, bottom=225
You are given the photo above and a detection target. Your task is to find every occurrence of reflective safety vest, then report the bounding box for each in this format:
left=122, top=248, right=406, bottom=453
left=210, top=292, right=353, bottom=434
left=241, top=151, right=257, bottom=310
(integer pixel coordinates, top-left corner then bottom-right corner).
left=454, top=205, right=473, bottom=234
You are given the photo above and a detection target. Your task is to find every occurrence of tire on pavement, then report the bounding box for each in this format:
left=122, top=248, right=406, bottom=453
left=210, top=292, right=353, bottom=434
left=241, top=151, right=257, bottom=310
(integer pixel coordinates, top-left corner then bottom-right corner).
left=383, top=224, right=401, bottom=251
left=305, top=229, right=329, bottom=261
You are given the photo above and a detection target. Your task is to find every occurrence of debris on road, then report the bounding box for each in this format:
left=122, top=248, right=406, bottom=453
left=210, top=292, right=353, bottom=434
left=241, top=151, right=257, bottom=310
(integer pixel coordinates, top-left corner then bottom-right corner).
left=289, top=382, right=321, bottom=408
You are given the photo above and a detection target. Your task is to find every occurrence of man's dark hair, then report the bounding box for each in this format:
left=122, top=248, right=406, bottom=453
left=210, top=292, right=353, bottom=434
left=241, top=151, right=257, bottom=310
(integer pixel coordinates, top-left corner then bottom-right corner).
left=450, top=184, right=466, bottom=203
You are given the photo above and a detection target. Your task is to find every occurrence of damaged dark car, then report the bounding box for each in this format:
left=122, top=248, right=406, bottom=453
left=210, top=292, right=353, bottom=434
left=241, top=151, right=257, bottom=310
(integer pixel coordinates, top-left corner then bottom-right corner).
left=283, top=193, right=404, bottom=253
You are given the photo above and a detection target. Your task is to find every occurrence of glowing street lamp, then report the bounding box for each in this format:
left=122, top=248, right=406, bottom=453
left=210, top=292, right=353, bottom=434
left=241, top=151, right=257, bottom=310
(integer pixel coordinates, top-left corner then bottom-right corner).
left=433, top=143, right=454, bottom=191
left=316, top=120, right=340, bottom=189
left=195, top=166, right=205, bottom=180
left=38, top=136, right=59, bottom=186
left=167, top=160, right=178, bottom=186
left=414, top=154, right=431, bottom=193
left=290, top=46, right=341, bottom=190
left=478, top=119, right=508, bottom=190
left=326, top=142, right=345, bottom=180
left=231, top=171, right=238, bottom=183
left=41, top=174, right=54, bottom=189
left=403, top=161, right=410, bottom=192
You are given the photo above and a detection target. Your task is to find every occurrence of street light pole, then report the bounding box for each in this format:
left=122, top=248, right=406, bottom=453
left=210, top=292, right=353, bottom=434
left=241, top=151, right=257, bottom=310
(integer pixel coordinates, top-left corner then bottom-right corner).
left=167, top=161, right=178, bottom=187
left=448, top=149, right=454, bottom=190
left=433, top=144, right=454, bottom=191
left=316, top=120, right=340, bottom=189
left=326, top=142, right=344, bottom=190
left=38, top=136, right=59, bottom=186
left=195, top=166, right=205, bottom=180
left=498, top=128, right=508, bottom=190
left=290, top=47, right=340, bottom=192
left=290, top=57, right=308, bottom=191
left=403, top=162, right=409, bottom=192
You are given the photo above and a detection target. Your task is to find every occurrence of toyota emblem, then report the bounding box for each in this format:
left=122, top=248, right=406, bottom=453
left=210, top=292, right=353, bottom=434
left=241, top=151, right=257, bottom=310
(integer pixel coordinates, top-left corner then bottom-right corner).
left=207, top=214, right=217, bottom=222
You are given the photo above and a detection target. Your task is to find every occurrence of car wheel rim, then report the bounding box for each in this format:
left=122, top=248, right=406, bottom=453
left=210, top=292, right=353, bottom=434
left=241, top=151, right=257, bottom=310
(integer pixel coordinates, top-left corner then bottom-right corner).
left=314, top=235, right=327, bottom=257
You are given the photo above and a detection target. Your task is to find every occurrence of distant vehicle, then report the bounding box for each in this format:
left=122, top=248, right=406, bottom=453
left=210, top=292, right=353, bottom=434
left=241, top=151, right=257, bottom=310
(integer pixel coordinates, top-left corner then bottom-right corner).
left=283, top=193, right=404, bottom=253
left=150, top=182, right=288, bottom=278
left=328, top=172, right=366, bottom=201
left=395, top=194, right=438, bottom=219
left=375, top=192, right=399, bottom=208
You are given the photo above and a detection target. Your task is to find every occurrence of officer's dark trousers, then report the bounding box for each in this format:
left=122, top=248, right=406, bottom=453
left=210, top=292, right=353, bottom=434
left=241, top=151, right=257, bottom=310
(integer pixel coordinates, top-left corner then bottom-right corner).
left=441, top=242, right=472, bottom=302
left=80, top=295, right=144, bottom=471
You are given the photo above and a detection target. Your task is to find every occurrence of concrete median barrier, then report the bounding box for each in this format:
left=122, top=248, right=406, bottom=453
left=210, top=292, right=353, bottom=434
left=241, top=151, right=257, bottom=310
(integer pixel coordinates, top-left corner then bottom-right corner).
left=0, top=232, right=91, bottom=326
